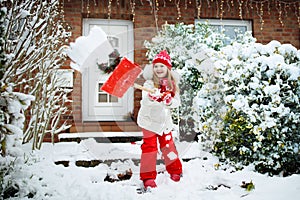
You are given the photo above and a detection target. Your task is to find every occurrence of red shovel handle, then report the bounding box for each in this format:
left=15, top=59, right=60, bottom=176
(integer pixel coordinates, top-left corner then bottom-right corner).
left=133, top=83, right=155, bottom=93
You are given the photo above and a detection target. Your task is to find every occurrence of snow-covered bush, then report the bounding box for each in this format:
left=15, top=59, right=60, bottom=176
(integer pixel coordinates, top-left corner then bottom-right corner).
left=195, top=36, right=300, bottom=175
left=0, top=3, right=5, bottom=80
left=2, top=0, right=72, bottom=149
left=0, top=2, right=6, bottom=144
left=1, top=0, right=71, bottom=198
left=144, top=22, right=228, bottom=141
left=0, top=117, right=53, bottom=199
left=0, top=42, right=36, bottom=197
left=0, top=91, right=34, bottom=198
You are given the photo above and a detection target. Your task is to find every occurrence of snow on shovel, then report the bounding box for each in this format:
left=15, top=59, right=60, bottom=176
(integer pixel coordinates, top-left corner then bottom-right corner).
left=66, top=26, right=114, bottom=72
left=100, top=57, right=154, bottom=98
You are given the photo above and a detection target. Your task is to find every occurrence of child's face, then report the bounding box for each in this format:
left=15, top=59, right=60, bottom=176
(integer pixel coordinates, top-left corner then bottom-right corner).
left=153, top=63, right=168, bottom=78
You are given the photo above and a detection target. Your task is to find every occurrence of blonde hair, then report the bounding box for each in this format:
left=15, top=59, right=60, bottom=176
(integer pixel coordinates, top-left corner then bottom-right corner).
left=153, top=69, right=180, bottom=93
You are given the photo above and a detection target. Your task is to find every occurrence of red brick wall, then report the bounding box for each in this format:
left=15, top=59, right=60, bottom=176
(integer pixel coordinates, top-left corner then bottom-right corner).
left=62, top=0, right=300, bottom=132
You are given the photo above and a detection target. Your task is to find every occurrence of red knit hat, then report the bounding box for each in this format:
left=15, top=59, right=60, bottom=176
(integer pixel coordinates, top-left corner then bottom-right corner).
left=152, top=50, right=172, bottom=70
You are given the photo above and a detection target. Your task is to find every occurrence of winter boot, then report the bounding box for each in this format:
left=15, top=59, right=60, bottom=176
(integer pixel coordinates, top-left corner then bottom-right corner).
left=170, top=174, right=181, bottom=182
left=143, top=179, right=157, bottom=189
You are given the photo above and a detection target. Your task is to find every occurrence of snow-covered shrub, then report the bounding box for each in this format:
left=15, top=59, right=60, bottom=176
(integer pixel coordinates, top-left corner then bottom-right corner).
left=0, top=121, right=52, bottom=199
left=2, top=0, right=72, bottom=149
left=0, top=3, right=6, bottom=147
left=144, top=22, right=228, bottom=141
left=0, top=0, right=71, bottom=198
left=195, top=36, right=300, bottom=175
left=0, top=72, right=36, bottom=198
left=0, top=3, right=5, bottom=80
left=193, top=32, right=257, bottom=148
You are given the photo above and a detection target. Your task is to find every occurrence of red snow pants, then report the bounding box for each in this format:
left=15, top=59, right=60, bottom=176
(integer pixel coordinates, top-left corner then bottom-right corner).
left=140, top=128, right=182, bottom=180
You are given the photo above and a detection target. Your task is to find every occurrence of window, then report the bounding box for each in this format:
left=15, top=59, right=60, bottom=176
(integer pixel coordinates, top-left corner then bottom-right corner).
left=98, top=83, right=118, bottom=103
left=197, top=19, right=252, bottom=44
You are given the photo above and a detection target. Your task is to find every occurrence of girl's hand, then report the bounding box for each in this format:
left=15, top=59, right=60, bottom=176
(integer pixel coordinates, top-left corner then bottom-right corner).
left=161, top=92, right=173, bottom=105
left=148, top=89, right=161, bottom=102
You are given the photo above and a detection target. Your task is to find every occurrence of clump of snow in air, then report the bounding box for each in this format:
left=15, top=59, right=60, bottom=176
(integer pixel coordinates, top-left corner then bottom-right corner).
left=67, top=26, right=114, bottom=72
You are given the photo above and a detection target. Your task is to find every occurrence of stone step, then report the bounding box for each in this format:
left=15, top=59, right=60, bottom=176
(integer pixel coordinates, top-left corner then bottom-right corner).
left=54, top=157, right=196, bottom=168
left=55, top=158, right=143, bottom=168
left=58, top=132, right=143, bottom=143
left=69, top=122, right=141, bottom=133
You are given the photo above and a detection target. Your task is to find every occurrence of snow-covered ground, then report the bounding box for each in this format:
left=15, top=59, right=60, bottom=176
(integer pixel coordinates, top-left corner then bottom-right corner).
left=21, top=137, right=300, bottom=200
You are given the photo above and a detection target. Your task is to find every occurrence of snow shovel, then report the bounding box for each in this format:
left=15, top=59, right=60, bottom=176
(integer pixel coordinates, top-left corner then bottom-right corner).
left=100, top=57, right=154, bottom=98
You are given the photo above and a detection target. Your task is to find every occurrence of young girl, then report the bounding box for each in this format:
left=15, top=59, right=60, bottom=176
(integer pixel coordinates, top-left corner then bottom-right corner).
left=137, top=50, right=182, bottom=189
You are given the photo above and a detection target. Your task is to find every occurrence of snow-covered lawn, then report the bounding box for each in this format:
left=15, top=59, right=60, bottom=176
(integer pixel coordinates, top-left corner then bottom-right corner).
left=21, top=139, right=300, bottom=200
